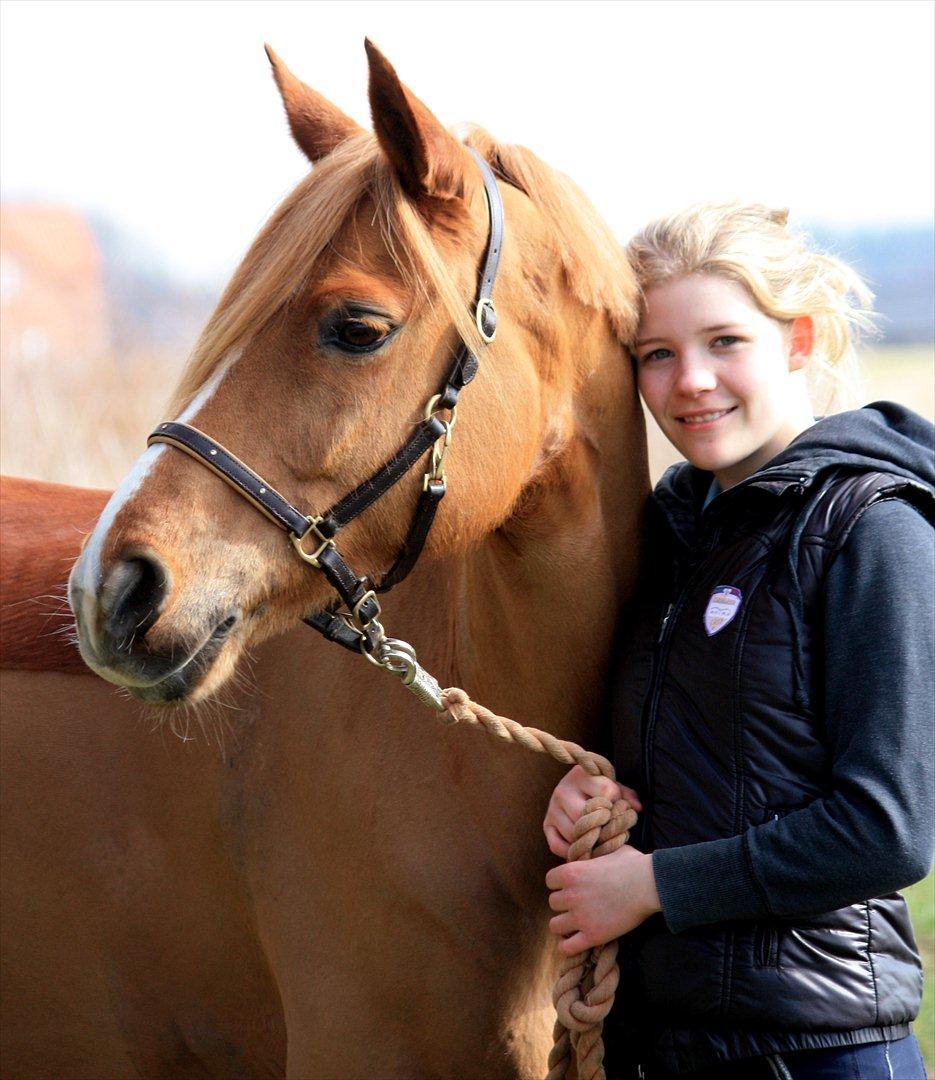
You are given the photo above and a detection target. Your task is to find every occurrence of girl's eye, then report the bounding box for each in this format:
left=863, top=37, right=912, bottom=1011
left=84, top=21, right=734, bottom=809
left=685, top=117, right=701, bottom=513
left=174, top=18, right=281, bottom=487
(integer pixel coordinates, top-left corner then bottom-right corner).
left=712, top=335, right=741, bottom=348
left=640, top=347, right=673, bottom=363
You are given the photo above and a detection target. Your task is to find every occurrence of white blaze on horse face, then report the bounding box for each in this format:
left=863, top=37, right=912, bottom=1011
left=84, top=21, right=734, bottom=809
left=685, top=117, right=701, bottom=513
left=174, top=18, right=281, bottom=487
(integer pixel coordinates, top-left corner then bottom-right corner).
left=69, top=353, right=241, bottom=626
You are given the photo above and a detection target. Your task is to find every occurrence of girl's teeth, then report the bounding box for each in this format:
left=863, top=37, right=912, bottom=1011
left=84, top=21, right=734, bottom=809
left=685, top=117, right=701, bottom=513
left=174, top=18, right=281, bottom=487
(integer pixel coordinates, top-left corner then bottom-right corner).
left=682, top=409, right=730, bottom=424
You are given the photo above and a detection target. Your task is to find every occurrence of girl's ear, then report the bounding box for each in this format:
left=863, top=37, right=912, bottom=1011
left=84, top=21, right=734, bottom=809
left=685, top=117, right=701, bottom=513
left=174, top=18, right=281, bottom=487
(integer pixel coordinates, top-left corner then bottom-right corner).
left=788, top=316, right=815, bottom=371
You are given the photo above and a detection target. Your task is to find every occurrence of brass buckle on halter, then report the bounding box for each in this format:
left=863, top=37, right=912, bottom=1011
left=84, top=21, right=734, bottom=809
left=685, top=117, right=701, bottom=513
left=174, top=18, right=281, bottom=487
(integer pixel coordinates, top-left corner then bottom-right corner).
left=350, top=588, right=381, bottom=632
left=291, top=515, right=335, bottom=568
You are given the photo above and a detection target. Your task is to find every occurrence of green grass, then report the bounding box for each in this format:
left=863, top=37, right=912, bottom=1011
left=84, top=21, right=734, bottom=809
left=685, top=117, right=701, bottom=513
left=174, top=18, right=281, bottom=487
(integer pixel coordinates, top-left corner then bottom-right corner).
left=907, top=872, right=935, bottom=1077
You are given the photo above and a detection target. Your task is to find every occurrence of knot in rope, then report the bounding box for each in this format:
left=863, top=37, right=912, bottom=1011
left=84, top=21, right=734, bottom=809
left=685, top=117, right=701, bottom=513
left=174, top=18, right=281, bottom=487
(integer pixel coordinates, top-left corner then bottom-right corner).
left=438, top=688, right=639, bottom=1080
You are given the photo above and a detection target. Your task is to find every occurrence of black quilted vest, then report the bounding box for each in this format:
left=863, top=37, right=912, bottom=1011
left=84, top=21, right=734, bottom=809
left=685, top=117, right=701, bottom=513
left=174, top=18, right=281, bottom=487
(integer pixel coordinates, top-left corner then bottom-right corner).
left=607, top=467, right=932, bottom=1076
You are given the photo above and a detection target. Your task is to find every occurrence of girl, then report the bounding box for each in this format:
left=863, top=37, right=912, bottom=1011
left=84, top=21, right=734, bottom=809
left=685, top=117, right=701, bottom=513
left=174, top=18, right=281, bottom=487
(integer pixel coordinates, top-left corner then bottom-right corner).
left=543, top=203, right=934, bottom=1079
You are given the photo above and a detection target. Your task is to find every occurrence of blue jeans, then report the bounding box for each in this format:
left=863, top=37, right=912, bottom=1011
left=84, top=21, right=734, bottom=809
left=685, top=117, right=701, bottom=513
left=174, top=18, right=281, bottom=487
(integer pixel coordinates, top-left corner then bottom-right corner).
left=773, top=1035, right=927, bottom=1080
left=640, top=1033, right=928, bottom=1078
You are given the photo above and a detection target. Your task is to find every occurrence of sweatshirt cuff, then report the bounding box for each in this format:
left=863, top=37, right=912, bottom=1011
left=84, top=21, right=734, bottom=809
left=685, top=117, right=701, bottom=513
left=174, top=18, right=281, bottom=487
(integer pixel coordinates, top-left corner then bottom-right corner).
left=652, top=835, right=770, bottom=934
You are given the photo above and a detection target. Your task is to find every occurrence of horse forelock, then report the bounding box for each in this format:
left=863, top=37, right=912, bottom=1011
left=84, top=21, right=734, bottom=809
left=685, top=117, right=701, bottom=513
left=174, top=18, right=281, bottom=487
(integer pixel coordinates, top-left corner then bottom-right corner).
left=170, top=127, right=639, bottom=415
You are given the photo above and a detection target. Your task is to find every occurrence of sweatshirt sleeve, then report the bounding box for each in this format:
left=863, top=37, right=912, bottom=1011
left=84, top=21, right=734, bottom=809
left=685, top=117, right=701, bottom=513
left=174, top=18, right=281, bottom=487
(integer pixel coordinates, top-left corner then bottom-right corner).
left=652, top=498, right=935, bottom=934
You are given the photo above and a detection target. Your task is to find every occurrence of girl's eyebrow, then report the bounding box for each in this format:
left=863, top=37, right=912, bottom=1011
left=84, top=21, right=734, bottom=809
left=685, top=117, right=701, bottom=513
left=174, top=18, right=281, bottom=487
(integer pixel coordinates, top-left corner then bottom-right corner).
left=702, top=323, right=746, bottom=334
left=635, top=323, right=745, bottom=348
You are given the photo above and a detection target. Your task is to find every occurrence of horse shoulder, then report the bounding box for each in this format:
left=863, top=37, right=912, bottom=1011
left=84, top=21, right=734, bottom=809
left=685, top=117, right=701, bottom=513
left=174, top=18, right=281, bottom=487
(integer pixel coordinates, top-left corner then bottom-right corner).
left=0, top=475, right=110, bottom=673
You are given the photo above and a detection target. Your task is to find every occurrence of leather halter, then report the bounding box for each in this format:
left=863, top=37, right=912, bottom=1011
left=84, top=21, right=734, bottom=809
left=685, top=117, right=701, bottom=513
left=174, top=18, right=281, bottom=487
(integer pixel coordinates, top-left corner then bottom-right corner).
left=149, top=148, right=503, bottom=674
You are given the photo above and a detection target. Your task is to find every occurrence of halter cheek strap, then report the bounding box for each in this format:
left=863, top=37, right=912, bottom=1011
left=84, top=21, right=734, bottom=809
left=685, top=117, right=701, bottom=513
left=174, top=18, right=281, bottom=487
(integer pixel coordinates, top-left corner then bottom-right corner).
left=148, top=148, right=503, bottom=664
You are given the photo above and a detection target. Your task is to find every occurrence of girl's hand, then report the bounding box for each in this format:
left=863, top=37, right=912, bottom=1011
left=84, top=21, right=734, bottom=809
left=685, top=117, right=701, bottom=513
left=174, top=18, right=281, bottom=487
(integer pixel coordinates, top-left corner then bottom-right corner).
left=543, top=764, right=643, bottom=859
left=545, top=845, right=661, bottom=954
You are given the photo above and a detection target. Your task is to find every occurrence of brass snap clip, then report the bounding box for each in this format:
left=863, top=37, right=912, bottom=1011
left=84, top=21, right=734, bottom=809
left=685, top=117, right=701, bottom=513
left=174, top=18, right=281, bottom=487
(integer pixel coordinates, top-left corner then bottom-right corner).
left=423, top=394, right=457, bottom=490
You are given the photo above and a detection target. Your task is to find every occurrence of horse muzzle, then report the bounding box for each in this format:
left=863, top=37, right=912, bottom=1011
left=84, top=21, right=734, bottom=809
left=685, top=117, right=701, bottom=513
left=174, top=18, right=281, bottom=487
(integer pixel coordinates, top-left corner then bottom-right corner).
left=69, top=548, right=240, bottom=703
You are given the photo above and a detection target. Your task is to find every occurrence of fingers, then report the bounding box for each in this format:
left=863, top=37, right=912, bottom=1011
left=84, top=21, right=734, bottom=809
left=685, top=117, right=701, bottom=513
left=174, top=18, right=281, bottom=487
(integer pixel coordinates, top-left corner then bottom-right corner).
left=618, top=785, right=643, bottom=812
left=543, top=798, right=578, bottom=854
left=573, top=770, right=619, bottom=802
left=544, top=824, right=569, bottom=860
left=548, top=909, right=592, bottom=956
left=548, top=888, right=570, bottom=912
left=591, top=778, right=624, bottom=801
left=576, top=773, right=637, bottom=809
left=559, top=931, right=591, bottom=956
left=556, top=765, right=644, bottom=811
left=549, top=912, right=577, bottom=936
left=551, top=806, right=577, bottom=842
left=559, top=765, right=611, bottom=803
left=546, top=768, right=643, bottom=868
left=545, top=864, right=570, bottom=891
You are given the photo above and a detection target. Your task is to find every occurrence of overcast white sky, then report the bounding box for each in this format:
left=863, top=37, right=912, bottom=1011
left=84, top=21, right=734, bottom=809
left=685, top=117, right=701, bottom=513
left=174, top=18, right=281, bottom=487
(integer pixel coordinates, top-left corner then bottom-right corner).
left=2, top=0, right=932, bottom=286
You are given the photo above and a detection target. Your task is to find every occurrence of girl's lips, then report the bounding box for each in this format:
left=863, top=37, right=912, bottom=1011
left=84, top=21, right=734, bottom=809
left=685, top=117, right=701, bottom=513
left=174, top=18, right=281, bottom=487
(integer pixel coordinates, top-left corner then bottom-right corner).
left=675, top=405, right=738, bottom=430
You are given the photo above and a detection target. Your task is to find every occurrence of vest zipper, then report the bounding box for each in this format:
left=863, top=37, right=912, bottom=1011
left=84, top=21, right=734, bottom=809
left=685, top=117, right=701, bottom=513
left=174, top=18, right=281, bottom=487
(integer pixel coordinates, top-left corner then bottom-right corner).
left=640, top=527, right=723, bottom=840
left=754, top=922, right=780, bottom=967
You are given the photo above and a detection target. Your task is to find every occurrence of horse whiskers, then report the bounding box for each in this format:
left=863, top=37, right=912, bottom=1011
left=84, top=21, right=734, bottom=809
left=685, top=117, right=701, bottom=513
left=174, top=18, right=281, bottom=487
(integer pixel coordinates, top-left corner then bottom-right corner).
left=127, top=682, right=246, bottom=756
left=4, top=593, right=72, bottom=609
left=39, top=623, right=79, bottom=640
left=232, top=645, right=271, bottom=704
left=228, top=660, right=257, bottom=700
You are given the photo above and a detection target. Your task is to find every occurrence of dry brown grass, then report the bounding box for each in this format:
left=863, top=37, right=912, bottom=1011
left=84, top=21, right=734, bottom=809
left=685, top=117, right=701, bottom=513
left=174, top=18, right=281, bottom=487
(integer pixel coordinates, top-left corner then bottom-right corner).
left=0, top=346, right=188, bottom=489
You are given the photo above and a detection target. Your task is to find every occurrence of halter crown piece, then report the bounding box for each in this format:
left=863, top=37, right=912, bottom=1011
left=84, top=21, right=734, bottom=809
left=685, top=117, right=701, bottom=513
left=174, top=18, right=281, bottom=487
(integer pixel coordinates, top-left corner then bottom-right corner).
left=148, top=148, right=504, bottom=709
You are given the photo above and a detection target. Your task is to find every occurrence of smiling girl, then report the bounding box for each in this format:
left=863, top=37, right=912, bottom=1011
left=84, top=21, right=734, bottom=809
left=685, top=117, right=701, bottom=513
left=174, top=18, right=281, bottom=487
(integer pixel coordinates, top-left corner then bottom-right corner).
left=543, top=204, right=934, bottom=1079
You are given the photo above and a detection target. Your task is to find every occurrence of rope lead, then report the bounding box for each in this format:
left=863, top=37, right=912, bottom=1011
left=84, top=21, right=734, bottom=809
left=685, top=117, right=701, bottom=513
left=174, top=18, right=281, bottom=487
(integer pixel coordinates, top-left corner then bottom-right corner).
left=438, top=688, right=638, bottom=1080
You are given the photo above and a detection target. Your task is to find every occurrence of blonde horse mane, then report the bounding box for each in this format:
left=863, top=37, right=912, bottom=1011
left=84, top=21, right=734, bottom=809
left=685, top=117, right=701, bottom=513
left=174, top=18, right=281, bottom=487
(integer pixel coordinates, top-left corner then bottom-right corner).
left=171, top=127, right=637, bottom=412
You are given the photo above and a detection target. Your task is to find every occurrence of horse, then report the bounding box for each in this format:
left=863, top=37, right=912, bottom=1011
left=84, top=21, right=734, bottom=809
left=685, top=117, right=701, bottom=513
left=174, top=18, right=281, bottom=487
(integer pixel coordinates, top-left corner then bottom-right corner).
left=1, top=41, right=648, bottom=1078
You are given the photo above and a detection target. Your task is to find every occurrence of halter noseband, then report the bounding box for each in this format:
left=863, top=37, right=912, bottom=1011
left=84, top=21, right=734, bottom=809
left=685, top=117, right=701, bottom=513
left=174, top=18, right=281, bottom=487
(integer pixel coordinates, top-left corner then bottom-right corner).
left=148, top=148, right=503, bottom=708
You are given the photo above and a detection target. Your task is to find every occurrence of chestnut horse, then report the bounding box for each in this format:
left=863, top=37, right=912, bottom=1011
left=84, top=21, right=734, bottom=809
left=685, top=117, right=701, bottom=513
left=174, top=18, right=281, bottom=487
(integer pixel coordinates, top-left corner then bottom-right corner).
left=1, top=42, right=648, bottom=1078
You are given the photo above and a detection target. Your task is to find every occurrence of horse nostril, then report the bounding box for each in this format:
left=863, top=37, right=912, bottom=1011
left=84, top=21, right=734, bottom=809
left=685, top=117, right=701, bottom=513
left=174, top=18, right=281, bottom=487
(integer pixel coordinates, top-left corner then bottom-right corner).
left=101, top=553, right=171, bottom=649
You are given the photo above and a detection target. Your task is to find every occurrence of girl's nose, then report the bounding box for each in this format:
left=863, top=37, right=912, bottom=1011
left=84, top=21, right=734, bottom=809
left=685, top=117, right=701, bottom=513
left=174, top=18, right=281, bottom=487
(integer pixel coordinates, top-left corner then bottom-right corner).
left=674, top=355, right=718, bottom=396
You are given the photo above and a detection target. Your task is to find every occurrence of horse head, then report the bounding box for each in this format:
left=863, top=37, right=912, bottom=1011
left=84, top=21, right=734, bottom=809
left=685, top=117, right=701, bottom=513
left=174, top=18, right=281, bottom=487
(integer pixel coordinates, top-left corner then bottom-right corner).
left=69, top=41, right=640, bottom=705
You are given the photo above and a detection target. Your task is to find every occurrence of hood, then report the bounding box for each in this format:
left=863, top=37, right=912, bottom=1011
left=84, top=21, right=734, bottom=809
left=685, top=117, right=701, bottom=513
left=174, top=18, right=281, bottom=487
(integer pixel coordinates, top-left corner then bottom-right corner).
left=653, top=401, right=935, bottom=549
left=765, top=400, right=935, bottom=488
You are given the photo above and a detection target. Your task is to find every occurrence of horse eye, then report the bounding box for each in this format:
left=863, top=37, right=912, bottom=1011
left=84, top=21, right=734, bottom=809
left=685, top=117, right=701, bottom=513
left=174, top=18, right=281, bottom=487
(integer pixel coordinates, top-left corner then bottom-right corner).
left=337, top=320, right=385, bottom=349
left=319, top=306, right=398, bottom=358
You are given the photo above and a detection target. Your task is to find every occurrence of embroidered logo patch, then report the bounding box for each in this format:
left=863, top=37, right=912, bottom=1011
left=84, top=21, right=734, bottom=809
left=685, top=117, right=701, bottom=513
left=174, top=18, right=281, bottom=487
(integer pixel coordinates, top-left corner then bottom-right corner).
left=704, top=586, right=743, bottom=636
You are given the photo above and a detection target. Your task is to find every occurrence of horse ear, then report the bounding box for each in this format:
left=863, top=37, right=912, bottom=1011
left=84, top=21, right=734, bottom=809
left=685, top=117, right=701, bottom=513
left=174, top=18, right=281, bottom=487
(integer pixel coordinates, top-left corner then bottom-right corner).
left=265, top=44, right=363, bottom=163
left=364, top=39, right=467, bottom=202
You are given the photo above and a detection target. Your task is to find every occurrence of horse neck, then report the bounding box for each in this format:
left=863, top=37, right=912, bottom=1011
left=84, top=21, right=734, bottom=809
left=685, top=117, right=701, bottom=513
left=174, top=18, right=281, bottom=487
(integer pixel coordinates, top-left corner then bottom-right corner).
left=399, top=316, right=649, bottom=743
left=244, top=315, right=647, bottom=752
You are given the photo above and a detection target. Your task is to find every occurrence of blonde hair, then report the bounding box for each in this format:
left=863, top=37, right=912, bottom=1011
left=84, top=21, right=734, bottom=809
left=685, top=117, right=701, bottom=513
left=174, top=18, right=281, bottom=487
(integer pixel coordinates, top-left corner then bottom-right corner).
left=627, top=202, right=876, bottom=412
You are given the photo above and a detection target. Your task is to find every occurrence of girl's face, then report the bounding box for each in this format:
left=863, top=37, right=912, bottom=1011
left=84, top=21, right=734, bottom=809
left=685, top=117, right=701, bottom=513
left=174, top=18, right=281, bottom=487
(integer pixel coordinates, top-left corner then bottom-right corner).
left=634, top=273, right=814, bottom=489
